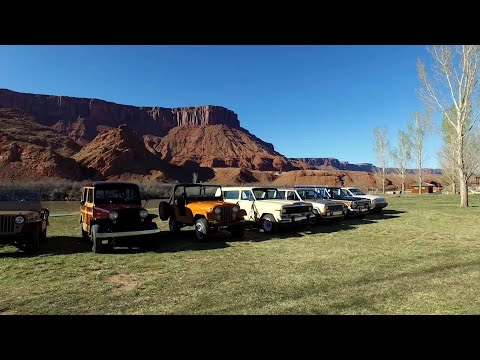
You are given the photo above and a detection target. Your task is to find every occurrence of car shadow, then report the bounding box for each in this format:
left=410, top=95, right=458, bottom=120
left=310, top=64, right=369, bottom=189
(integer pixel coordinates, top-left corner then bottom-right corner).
left=0, top=236, right=91, bottom=258
left=366, top=209, right=406, bottom=220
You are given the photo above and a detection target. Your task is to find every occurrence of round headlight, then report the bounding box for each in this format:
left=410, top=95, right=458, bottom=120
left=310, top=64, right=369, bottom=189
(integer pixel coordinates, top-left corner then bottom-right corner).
left=108, top=211, right=119, bottom=221
left=214, top=207, right=221, bottom=215
left=15, top=216, right=25, bottom=225
left=139, top=209, right=148, bottom=219
left=232, top=206, right=239, bottom=213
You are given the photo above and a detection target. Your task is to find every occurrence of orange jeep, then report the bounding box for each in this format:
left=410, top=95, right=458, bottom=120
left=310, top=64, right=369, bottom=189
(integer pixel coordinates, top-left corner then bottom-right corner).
left=80, top=182, right=160, bottom=253
left=158, top=184, right=246, bottom=241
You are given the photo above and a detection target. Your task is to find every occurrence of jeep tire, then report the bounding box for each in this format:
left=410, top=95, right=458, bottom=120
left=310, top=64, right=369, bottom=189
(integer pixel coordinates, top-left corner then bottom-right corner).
left=91, top=224, right=102, bottom=253
left=159, top=201, right=170, bottom=221
left=261, top=214, right=278, bottom=234
left=169, top=217, right=182, bottom=233
left=194, top=218, right=208, bottom=241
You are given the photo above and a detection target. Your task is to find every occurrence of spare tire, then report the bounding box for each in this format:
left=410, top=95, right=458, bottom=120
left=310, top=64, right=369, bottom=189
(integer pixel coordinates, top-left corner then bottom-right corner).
left=159, top=201, right=171, bottom=221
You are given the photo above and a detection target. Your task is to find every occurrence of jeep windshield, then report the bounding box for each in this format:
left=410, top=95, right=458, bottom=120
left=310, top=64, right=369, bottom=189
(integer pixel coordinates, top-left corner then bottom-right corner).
left=348, top=188, right=366, bottom=196
left=297, top=190, right=323, bottom=201
left=94, top=186, right=141, bottom=205
left=327, top=188, right=351, bottom=199
left=174, top=185, right=222, bottom=201
left=0, top=190, right=40, bottom=202
left=252, top=188, right=283, bottom=200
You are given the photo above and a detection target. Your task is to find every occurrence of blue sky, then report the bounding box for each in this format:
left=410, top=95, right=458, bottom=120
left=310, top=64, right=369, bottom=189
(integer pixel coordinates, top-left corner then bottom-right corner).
left=0, top=45, right=441, bottom=168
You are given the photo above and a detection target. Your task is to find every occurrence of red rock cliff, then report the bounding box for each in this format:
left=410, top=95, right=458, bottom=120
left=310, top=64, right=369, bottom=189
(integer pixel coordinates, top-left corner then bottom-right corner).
left=0, top=89, right=240, bottom=145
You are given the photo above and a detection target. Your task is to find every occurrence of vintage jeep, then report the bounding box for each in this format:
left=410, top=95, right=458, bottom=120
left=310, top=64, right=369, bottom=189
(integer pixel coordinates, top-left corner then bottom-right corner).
left=80, top=182, right=160, bottom=253
left=341, top=187, right=388, bottom=213
left=277, top=188, right=345, bottom=225
left=158, top=184, right=246, bottom=241
left=222, top=186, right=314, bottom=234
left=296, top=186, right=370, bottom=218
left=0, top=189, right=49, bottom=253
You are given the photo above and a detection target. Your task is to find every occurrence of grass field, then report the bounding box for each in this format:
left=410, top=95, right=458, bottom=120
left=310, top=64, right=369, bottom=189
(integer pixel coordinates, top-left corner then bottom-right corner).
left=1, top=194, right=480, bottom=314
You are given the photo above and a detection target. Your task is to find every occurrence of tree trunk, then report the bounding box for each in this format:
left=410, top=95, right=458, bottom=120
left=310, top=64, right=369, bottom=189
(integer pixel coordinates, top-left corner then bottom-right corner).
left=401, top=172, right=405, bottom=194
left=382, top=168, right=386, bottom=194
left=419, top=173, right=422, bottom=195
left=457, top=133, right=469, bottom=207
left=459, top=175, right=469, bottom=206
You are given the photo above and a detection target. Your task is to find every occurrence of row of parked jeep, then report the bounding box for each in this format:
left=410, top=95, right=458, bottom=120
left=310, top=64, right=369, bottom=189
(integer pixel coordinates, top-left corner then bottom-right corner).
left=0, top=182, right=388, bottom=253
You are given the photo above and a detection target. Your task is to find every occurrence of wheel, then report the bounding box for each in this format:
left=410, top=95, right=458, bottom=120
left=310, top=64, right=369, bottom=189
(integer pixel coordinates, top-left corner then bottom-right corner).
left=24, top=223, right=41, bottom=253
left=91, top=224, right=102, bottom=253
left=261, top=214, right=278, bottom=234
left=230, top=226, right=245, bottom=239
left=169, top=217, right=182, bottom=233
left=159, top=201, right=171, bottom=221
left=194, top=218, right=209, bottom=241
left=308, top=214, right=319, bottom=226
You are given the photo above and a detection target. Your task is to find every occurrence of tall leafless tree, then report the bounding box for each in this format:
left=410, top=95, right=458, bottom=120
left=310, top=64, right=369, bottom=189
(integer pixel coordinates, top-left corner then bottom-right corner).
left=408, top=111, right=431, bottom=195
left=417, top=45, right=480, bottom=207
left=390, top=130, right=412, bottom=194
left=373, top=127, right=389, bottom=194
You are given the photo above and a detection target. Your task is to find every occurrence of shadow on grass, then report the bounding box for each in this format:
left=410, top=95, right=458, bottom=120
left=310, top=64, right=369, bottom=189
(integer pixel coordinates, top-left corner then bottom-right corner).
left=0, top=236, right=91, bottom=258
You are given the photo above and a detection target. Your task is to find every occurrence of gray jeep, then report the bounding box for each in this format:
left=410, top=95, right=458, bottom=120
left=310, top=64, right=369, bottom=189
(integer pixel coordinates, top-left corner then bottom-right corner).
left=0, top=189, right=49, bottom=253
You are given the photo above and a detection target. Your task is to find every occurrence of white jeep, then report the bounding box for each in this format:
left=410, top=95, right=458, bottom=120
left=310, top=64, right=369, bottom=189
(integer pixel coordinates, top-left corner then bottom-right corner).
left=222, top=186, right=314, bottom=234
left=341, top=187, right=388, bottom=213
left=276, top=188, right=345, bottom=225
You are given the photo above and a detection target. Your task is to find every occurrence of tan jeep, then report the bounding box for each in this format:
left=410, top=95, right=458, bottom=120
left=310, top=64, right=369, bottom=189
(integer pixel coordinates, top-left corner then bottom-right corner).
left=0, top=189, right=49, bottom=253
left=158, top=184, right=247, bottom=241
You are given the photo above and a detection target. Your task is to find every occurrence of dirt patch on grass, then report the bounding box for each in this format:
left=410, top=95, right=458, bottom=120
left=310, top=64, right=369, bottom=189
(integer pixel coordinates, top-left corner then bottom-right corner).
left=106, top=274, right=138, bottom=294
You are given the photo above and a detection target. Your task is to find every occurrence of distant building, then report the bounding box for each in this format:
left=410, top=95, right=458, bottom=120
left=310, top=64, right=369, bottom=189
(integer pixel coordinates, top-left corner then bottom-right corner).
left=410, top=182, right=442, bottom=193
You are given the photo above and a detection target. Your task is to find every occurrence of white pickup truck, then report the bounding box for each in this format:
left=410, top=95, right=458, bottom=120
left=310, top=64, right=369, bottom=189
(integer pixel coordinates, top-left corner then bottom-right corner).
left=222, top=186, right=314, bottom=234
left=276, top=188, right=345, bottom=225
left=341, top=187, right=388, bottom=213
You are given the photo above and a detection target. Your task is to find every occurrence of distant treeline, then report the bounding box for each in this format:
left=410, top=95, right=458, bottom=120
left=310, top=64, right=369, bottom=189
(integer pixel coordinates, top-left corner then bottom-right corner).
left=0, top=180, right=173, bottom=201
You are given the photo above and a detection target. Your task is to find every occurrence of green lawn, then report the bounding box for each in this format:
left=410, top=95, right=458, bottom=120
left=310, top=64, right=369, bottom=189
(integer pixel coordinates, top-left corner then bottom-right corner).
left=1, top=194, right=479, bottom=314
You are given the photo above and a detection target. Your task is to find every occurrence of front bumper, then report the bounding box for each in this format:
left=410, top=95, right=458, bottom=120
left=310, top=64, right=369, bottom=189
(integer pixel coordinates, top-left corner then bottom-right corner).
left=321, top=210, right=344, bottom=219
left=373, top=202, right=388, bottom=209
left=208, top=220, right=245, bottom=227
left=278, top=213, right=313, bottom=223
left=95, top=228, right=160, bottom=239
left=349, top=207, right=370, bottom=215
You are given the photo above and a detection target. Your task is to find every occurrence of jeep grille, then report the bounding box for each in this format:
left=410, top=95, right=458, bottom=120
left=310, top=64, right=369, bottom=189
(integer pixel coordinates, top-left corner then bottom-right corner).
left=117, top=208, right=144, bottom=224
left=327, top=205, right=344, bottom=212
left=0, top=215, right=15, bottom=234
left=220, top=207, right=233, bottom=222
left=284, top=205, right=310, bottom=215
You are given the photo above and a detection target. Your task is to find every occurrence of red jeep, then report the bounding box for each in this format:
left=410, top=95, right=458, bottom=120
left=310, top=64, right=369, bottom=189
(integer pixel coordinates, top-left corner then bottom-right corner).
left=80, top=182, right=160, bottom=253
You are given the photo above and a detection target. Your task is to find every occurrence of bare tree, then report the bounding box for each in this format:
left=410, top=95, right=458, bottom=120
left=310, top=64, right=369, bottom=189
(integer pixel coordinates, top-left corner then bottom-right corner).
left=408, top=111, right=431, bottom=195
left=390, top=130, right=412, bottom=194
left=373, top=127, right=389, bottom=194
left=417, top=45, right=480, bottom=207
left=439, top=112, right=459, bottom=193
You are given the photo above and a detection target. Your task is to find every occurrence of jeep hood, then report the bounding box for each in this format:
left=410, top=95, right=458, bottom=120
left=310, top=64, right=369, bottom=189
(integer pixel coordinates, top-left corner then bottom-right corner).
left=255, top=199, right=310, bottom=207
left=186, top=200, right=233, bottom=212
left=333, top=196, right=365, bottom=201
left=93, top=204, right=143, bottom=216
left=0, top=201, right=43, bottom=212
left=0, top=210, right=39, bottom=216
left=355, top=195, right=386, bottom=202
